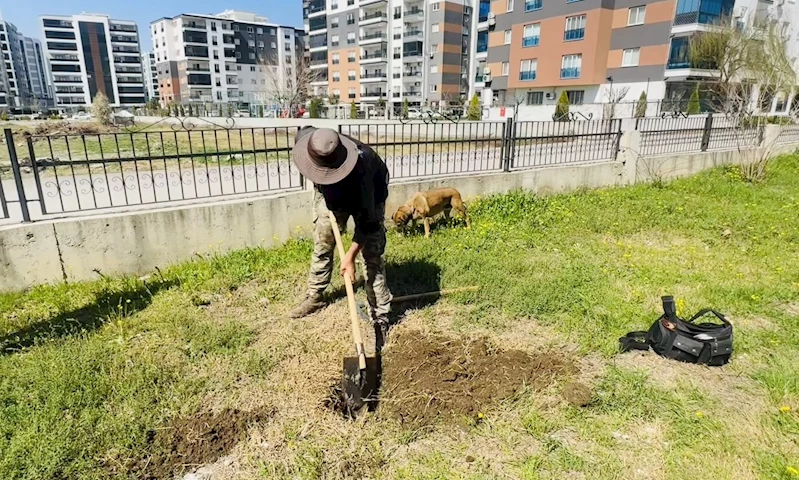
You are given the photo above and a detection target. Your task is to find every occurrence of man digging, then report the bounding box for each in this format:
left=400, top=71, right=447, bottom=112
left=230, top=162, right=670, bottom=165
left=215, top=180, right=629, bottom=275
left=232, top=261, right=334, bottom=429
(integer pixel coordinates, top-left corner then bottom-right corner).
left=290, top=127, right=393, bottom=338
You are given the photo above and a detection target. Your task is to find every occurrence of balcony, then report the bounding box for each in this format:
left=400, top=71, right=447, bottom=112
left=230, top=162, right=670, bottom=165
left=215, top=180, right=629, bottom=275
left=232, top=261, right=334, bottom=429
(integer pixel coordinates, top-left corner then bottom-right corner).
left=404, top=8, right=424, bottom=20
left=112, top=46, right=140, bottom=54
left=360, top=33, right=387, bottom=45
left=360, top=12, right=388, bottom=25
left=53, top=76, right=83, bottom=83
left=361, top=90, right=386, bottom=101
left=361, top=0, right=387, bottom=5
left=564, top=28, right=585, bottom=41
left=186, top=65, right=211, bottom=72
left=404, top=70, right=422, bottom=78
left=560, top=67, right=580, bottom=79
left=519, top=71, right=537, bottom=81
left=522, top=36, right=539, bottom=47
left=360, top=51, right=388, bottom=64
left=42, top=19, right=73, bottom=29
left=55, top=86, right=84, bottom=94
left=404, top=29, right=423, bottom=39
left=361, top=72, right=387, bottom=82
left=673, top=0, right=733, bottom=27
left=183, top=21, right=207, bottom=30
left=114, top=56, right=141, bottom=64
left=115, top=66, right=142, bottom=74
left=404, top=90, right=422, bottom=98
left=50, top=54, right=80, bottom=61
left=525, top=0, right=542, bottom=11
left=109, top=24, right=137, bottom=32
left=110, top=35, right=138, bottom=43
left=117, top=77, right=143, bottom=84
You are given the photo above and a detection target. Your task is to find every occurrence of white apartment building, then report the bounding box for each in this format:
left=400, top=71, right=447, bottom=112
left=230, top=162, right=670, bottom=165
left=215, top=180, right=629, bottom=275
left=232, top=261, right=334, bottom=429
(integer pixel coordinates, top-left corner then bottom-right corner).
left=40, top=13, right=146, bottom=109
left=141, top=52, right=158, bottom=101
left=1, top=19, right=31, bottom=109
left=150, top=10, right=303, bottom=106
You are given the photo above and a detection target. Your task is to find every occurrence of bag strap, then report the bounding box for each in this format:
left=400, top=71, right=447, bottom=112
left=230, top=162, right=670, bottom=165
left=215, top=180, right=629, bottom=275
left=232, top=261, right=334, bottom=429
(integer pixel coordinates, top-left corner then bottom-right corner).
left=687, top=309, right=731, bottom=326
left=619, top=331, right=651, bottom=352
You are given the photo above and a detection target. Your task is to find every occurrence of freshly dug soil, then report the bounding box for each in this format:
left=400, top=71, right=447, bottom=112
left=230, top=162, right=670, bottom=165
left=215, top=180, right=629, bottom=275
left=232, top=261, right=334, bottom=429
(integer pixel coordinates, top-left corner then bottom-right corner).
left=380, top=331, right=574, bottom=425
left=132, top=407, right=271, bottom=479
left=562, top=381, right=593, bottom=407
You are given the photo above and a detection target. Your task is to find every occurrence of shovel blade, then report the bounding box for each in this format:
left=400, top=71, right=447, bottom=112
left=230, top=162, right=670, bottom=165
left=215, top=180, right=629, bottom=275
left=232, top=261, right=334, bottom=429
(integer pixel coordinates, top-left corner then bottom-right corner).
left=342, top=356, right=381, bottom=414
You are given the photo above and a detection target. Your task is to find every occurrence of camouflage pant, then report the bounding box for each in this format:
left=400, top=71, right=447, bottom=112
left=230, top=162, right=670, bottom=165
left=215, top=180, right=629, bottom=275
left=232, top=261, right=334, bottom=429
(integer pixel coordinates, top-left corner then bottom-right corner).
left=308, top=190, right=392, bottom=321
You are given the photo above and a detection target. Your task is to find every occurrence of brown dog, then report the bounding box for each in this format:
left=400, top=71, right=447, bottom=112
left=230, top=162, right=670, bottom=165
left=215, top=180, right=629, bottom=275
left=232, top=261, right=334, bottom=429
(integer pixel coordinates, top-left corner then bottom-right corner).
left=392, top=188, right=469, bottom=237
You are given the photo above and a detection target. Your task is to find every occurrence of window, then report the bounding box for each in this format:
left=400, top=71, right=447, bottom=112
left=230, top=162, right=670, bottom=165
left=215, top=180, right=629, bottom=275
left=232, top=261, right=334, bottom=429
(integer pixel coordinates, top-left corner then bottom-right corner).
left=628, top=6, right=646, bottom=25
left=271, top=41, right=277, bottom=48
left=348, top=69, right=356, bottom=80
left=507, top=0, right=514, bottom=11
left=566, top=90, right=584, bottom=104
left=431, top=44, right=439, bottom=53
left=285, top=33, right=291, bottom=39
left=432, top=2, right=440, bottom=10
left=394, top=26, right=402, bottom=39
left=333, top=88, right=340, bottom=96
left=332, top=53, right=340, bottom=64
left=432, top=23, right=440, bottom=33
left=525, top=0, right=542, bottom=11
left=236, top=52, right=242, bottom=58
left=394, top=6, right=402, bottom=18
left=347, top=13, right=355, bottom=24
left=247, top=26, right=254, bottom=33
left=212, top=37, right=218, bottom=46
left=237, top=65, right=242, bottom=71
left=285, top=43, right=291, bottom=51
left=431, top=65, right=438, bottom=73
left=249, top=52, right=256, bottom=59
left=270, top=28, right=276, bottom=35
left=622, top=47, right=640, bottom=67
left=331, top=16, right=339, bottom=28
left=332, top=2, right=338, bottom=8
left=523, top=23, right=540, bottom=47
left=348, top=32, right=356, bottom=43
left=235, top=38, right=241, bottom=45
left=251, top=79, right=257, bottom=84
left=504, top=30, right=512, bottom=44
left=348, top=50, right=356, bottom=61
left=234, top=25, right=240, bottom=31
left=213, top=51, right=219, bottom=59
left=526, top=91, right=543, bottom=105
left=286, top=55, right=292, bottom=64
left=332, top=35, right=339, bottom=46
left=430, top=84, right=438, bottom=92
left=250, top=66, right=256, bottom=72
left=348, top=87, right=356, bottom=98
left=259, top=41, right=264, bottom=47
left=520, top=59, right=537, bottom=80
left=333, top=71, right=340, bottom=81
left=501, top=62, right=509, bottom=75
left=564, top=15, right=586, bottom=41
left=561, top=54, right=581, bottom=78
left=248, top=40, right=255, bottom=47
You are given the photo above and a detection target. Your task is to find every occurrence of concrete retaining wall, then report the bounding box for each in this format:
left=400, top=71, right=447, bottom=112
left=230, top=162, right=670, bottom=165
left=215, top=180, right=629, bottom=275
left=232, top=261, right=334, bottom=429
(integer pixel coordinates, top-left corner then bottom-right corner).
left=0, top=125, right=795, bottom=291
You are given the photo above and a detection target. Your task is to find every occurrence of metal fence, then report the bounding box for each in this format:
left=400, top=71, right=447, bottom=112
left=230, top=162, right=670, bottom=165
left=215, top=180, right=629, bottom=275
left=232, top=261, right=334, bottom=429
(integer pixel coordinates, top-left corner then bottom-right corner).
left=510, top=119, right=621, bottom=169
left=776, top=124, right=799, bottom=145
left=636, top=114, right=764, bottom=156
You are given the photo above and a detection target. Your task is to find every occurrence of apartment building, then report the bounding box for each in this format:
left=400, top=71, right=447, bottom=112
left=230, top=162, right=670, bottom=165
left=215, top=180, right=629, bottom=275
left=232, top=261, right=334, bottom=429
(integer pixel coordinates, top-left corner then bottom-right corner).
left=304, top=0, right=474, bottom=110
left=478, top=0, right=797, bottom=112
left=151, top=10, right=303, bottom=106
left=40, top=14, right=146, bottom=109
left=22, top=37, right=53, bottom=105
left=0, top=19, right=32, bottom=109
left=141, top=52, right=159, bottom=101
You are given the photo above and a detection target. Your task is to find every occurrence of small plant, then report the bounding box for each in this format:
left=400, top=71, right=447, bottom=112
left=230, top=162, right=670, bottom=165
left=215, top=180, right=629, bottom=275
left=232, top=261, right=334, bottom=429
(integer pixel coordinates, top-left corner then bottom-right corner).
left=0, top=110, right=8, bottom=121
left=228, top=104, right=234, bottom=116
left=467, top=95, right=481, bottom=121
left=258, top=104, right=264, bottom=118
left=687, top=86, right=701, bottom=115
left=309, top=98, right=323, bottom=119
left=554, top=91, right=570, bottom=121
left=635, top=91, right=647, bottom=118
left=179, top=105, right=186, bottom=117
left=187, top=104, right=194, bottom=116
left=402, top=98, right=409, bottom=119
left=329, top=94, right=340, bottom=105
left=350, top=102, right=357, bottom=119
left=91, top=92, right=112, bottom=125
left=217, top=105, right=223, bottom=117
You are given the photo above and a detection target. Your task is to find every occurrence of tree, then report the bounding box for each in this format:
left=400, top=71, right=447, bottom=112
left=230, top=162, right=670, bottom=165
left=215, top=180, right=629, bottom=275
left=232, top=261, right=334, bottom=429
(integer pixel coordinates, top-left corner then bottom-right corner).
left=635, top=91, right=648, bottom=118
left=91, top=92, right=112, bottom=125
left=187, top=104, right=194, bottom=116
left=350, top=102, right=358, bottom=119
left=467, top=95, right=481, bottom=121
left=686, top=85, right=701, bottom=115
left=228, top=104, right=234, bottom=116
left=256, top=54, right=319, bottom=115
left=554, top=91, right=570, bottom=121
left=217, top=105, right=223, bottom=117
left=602, top=85, right=630, bottom=119
left=309, top=97, right=323, bottom=118
left=402, top=98, right=409, bottom=119
left=329, top=94, right=339, bottom=105
left=179, top=105, right=186, bottom=117
left=258, top=104, right=264, bottom=118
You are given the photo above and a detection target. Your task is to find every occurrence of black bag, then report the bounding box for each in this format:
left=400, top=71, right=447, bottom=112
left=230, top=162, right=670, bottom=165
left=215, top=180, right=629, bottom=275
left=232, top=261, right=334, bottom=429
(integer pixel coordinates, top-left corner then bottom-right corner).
left=619, top=296, right=733, bottom=366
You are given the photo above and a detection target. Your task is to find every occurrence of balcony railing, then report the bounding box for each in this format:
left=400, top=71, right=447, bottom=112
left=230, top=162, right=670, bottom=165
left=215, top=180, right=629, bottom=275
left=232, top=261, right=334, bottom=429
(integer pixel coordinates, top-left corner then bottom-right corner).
left=477, top=42, right=488, bottom=53
left=110, top=24, right=137, bottom=32
left=311, top=59, right=328, bottom=65
left=404, top=8, right=423, bottom=16
left=522, top=36, right=539, bottom=47
left=404, top=70, right=421, bottom=77
left=362, top=72, right=387, bottom=79
left=361, top=52, right=387, bottom=60
left=187, top=66, right=211, bottom=72
left=404, top=30, right=423, bottom=37
left=360, top=12, right=387, bottom=21
left=404, top=90, right=421, bottom=96
left=560, top=67, right=580, bottom=79
left=183, top=21, right=207, bottom=29
left=360, top=33, right=387, bottom=41
left=51, top=54, right=79, bottom=61
left=564, top=28, right=585, bottom=41
left=519, top=71, right=536, bottom=81
left=525, top=0, right=542, bottom=11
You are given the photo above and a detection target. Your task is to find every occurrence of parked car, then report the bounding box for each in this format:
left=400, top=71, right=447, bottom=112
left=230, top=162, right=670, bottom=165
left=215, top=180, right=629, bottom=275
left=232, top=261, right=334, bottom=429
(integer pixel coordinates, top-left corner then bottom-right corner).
left=72, top=112, right=94, bottom=121
left=407, top=108, right=423, bottom=119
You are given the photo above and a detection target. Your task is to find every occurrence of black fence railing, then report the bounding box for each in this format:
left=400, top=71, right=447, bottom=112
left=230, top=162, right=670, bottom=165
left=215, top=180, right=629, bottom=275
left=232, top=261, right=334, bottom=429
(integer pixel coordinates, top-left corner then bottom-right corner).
left=510, top=119, right=622, bottom=169
left=635, top=114, right=764, bottom=156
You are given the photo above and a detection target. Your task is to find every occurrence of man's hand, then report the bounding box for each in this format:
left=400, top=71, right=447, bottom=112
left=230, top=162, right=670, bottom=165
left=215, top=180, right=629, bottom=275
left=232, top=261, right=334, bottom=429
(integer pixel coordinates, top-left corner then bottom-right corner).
left=340, top=254, right=356, bottom=284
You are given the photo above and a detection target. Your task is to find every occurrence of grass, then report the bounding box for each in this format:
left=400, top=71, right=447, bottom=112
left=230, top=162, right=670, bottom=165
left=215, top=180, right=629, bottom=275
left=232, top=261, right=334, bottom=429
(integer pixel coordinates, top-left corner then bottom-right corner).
left=1, top=154, right=799, bottom=479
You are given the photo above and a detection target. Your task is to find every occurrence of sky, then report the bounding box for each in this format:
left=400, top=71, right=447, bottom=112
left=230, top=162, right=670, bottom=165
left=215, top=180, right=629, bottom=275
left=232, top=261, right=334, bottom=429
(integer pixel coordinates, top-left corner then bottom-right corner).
left=0, top=0, right=303, bottom=51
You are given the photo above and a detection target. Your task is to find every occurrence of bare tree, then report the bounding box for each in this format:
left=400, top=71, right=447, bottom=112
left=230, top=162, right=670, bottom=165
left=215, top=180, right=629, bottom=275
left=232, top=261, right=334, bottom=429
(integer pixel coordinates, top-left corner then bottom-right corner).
left=602, top=85, right=630, bottom=119
left=256, top=54, right=321, bottom=116
left=689, top=15, right=796, bottom=180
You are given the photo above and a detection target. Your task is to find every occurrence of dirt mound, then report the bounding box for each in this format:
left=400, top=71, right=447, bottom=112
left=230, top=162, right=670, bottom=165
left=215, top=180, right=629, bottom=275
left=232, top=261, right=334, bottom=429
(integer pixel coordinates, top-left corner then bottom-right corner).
left=380, top=331, right=574, bottom=425
left=133, top=407, right=271, bottom=479
left=31, top=121, right=117, bottom=137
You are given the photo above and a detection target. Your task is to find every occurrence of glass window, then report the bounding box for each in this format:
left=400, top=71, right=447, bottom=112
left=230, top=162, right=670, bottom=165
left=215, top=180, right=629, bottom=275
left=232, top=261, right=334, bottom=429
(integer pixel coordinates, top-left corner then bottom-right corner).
left=628, top=6, right=646, bottom=25
left=526, top=91, right=543, bottom=104
left=502, top=62, right=509, bottom=75
left=622, top=47, right=640, bottom=66
left=333, top=71, right=340, bottom=80
left=432, top=24, right=440, bottom=33
left=430, top=84, right=437, bottom=92
left=524, top=0, right=542, bottom=12
left=566, top=90, right=584, bottom=104
left=520, top=59, right=537, bottom=80
left=504, top=30, right=512, bottom=44
left=432, top=2, right=440, bottom=10
left=431, top=65, right=438, bottom=73
left=561, top=54, right=581, bottom=78
left=523, top=23, right=540, bottom=47
left=564, top=15, right=586, bottom=41
left=507, top=0, right=514, bottom=11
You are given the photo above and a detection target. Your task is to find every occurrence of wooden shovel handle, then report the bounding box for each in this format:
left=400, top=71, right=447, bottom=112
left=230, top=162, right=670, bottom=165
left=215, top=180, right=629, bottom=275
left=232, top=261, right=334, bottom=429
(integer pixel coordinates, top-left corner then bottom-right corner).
left=327, top=211, right=367, bottom=370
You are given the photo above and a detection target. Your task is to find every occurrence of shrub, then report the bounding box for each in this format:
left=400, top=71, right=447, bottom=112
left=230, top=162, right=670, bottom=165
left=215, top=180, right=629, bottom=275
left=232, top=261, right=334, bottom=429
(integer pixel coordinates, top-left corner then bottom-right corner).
left=179, top=105, right=186, bottom=117
left=467, top=95, right=481, bottom=121
left=350, top=102, right=357, bottom=119
left=635, top=91, right=647, bottom=118
left=402, top=98, right=409, bottom=119
left=308, top=98, right=323, bottom=119
left=91, top=92, right=112, bottom=125
left=687, top=86, right=701, bottom=115
left=0, top=110, right=8, bottom=121
left=187, top=104, right=194, bottom=116
left=554, top=91, right=570, bottom=121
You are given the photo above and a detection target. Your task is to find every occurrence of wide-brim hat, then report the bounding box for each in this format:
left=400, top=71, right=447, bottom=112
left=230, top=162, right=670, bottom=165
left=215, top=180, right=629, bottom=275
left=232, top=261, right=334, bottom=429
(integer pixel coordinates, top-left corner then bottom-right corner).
left=292, top=127, right=359, bottom=185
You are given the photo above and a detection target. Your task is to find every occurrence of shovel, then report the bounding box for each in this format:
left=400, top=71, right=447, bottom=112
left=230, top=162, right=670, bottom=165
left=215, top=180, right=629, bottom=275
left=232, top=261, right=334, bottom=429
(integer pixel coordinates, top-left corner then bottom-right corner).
left=328, top=211, right=379, bottom=413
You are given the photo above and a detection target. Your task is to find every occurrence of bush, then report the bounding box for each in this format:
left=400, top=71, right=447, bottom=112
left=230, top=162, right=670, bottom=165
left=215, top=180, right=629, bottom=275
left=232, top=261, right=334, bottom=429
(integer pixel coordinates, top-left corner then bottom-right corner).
left=187, top=104, right=194, bottom=116
left=402, top=98, right=409, bottom=119
left=179, top=105, right=186, bottom=117
left=554, top=91, right=570, bottom=121
left=91, top=92, right=112, bottom=125
left=467, top=95, right=481, bottom=121
left=635, top=91, right=647, bottom=118
left=217, top=105, right=223, bottom=117
left=0, top=110, right=8, bottom=121
left=687, top=86, right=701, bottom=115
left=227, top=104, right=234, bottom=116
left=350, top=102, right=357, bottom=119
left=309, top=98, right=323, bottom=119
left=258, top=105, right=264, bottom=118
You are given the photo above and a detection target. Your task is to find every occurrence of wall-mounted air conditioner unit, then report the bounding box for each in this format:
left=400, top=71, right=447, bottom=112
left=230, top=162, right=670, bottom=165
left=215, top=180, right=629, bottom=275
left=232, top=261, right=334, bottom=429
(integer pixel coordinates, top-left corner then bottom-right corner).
left=483, top=74, right=492, bottom=83
left=545, top=92, right=556, bottom=100
left=483, top=67, right=491, bottom=74
left=488, top=13, right=496, bottom=26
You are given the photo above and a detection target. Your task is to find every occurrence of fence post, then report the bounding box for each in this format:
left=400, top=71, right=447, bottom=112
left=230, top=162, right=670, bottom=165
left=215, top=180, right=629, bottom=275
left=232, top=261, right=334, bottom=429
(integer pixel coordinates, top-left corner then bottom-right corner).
left=701, top=113, right=713, bottom=151
left=3, top=129, right=31, bottom=222
left=502, top=118, right=514, bottom=172
left=25, top=136, right=47, bottom=216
